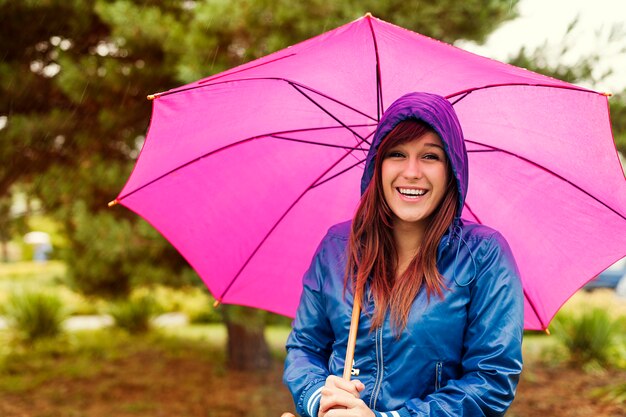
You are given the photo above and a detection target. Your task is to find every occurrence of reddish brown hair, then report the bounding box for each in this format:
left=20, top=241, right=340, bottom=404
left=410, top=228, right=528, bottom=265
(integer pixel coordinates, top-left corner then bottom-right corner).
left=346, top=119, right=459, bottom=333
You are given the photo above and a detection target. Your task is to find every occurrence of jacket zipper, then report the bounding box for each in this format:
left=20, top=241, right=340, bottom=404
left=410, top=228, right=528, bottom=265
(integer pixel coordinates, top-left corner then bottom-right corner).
left=435, top=361, right=443, bottom=391
left=368, top=324, right=384, bottom=410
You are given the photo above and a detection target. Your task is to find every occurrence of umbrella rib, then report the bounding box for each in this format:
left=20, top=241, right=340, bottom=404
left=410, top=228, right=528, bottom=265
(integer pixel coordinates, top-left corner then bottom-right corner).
left=523, top=288, right=547, bottom=330
left=117, top=124, right=373, bottom=202
left=462, top=203, right=482, bottom=224
left=290, top=82, right=379, bottom=122
left=217, top=135, right=372, bottom=303
left=196, top=53, right=297, bottom=85
left=270, top=135, right=370, bottom=152
left=155, top=77, right=378, bottom=123
left=466, top=139, right=626, bottom=222
left=366, top=15, right=384, bottom=120
left=288, top=82, right=371, bottom=145
left=446, top=82, right=597, bottom=102
left=450, top=91, right=471, bottom=106
left=310, top=158, right=366, bottom=189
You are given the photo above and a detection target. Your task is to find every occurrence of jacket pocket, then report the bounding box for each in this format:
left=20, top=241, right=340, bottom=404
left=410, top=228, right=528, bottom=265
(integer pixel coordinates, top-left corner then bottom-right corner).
left=434, top=361, right=443, bottom=391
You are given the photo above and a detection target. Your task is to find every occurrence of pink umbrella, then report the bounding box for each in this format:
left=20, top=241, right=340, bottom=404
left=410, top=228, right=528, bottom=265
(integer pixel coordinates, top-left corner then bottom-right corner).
left=111, top=14, right=626, bottom=331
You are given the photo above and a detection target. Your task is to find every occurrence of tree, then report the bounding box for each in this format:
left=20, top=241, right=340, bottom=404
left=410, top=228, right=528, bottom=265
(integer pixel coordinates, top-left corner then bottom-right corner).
left=1, top=0, right=520, bottom=370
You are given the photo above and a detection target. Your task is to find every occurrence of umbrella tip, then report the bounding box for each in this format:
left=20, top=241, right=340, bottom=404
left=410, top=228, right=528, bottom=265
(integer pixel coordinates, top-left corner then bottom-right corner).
left=544, top=328, right=551, bottom=336
left=147, top=93, right=160, bottom=100
left=601, top=92, right=613, bottom=97
left=364, top=12, right=373, bottom=18
left=108, top=199, right=119, bottom=207
left=213, top=299, right=221, bottom=308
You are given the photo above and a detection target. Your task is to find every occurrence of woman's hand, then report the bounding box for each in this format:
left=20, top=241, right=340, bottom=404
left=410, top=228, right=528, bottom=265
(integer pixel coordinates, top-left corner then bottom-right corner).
left=319, top=375, right=374, bottom=417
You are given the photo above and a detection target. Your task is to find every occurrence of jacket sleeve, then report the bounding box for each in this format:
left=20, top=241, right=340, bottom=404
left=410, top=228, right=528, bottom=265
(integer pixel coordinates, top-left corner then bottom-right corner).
left=283, top=236, right=335, bottom=417
left=375, top=232, right=524, bottom=417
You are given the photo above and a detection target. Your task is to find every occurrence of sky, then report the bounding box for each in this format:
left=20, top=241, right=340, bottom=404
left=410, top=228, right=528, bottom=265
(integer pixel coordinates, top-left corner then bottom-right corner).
left=457, top=0, right=626, bottom=93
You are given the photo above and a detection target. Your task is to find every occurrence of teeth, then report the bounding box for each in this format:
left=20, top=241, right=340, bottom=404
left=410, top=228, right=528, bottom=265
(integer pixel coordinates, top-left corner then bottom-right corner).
left=399, top=188, right=426, bottom=196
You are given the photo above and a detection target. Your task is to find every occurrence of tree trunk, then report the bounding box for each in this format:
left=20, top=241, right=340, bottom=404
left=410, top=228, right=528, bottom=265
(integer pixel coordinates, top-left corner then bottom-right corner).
left=0, top=238, right=8, bottom=262
left=223, top=305, right=272, bottom=371
left=225, top=320, right=272, bottom=371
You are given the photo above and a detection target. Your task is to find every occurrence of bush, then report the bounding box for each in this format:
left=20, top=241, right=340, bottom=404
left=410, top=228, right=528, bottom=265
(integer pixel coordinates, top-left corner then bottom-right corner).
left=108, top=296, right=158, bottom=334
left=4, top=291, right=66, bottom=342
left=551, top=308, right=620, bottom=367
left=593, top=382, right=626, bottom=405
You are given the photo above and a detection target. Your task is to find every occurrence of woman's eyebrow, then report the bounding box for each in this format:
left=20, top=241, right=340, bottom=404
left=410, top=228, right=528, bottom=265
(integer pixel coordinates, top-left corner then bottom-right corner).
left=423, top=143, right=445, bottom=150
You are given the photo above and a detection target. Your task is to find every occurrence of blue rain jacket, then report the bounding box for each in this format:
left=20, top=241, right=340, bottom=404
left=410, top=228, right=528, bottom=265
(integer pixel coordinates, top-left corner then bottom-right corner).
left=283, top=93, right=524, bottom=417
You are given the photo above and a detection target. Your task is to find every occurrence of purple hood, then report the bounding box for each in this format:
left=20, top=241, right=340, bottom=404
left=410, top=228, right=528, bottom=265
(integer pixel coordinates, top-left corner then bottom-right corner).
left=360, top=92, right=468, bottom=217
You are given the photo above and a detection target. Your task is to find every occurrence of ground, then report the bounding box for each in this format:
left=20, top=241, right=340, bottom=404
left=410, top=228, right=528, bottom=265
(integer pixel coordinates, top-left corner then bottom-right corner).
left=0, top=337, right=624, bottom=417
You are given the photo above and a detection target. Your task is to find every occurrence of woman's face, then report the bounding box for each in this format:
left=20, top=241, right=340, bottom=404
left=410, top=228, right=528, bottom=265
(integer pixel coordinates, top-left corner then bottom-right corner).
left=381, top=131, right=449, bottom=230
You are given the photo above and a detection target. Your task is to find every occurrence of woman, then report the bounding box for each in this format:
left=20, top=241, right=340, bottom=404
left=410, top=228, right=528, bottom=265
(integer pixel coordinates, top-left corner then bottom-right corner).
left=283, top=92, right=524, bottom=417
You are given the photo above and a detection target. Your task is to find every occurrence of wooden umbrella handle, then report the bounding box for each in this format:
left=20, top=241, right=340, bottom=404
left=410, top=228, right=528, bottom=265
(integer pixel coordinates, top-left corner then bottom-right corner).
left=342, top=289, right=362, bottom=380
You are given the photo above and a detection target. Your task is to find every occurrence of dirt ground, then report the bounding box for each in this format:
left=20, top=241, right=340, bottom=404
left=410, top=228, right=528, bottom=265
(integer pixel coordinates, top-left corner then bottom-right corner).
left=0, top=345, right=624, bottom=417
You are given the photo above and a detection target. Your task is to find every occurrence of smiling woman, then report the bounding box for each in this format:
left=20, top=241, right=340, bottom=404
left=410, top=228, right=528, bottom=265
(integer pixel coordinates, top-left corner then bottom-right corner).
left=283, top=92, right=525, bottom=417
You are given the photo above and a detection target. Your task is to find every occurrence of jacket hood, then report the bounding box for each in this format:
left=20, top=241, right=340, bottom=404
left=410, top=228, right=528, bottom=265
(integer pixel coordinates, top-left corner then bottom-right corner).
left=360, top=92, right=468, bottom=217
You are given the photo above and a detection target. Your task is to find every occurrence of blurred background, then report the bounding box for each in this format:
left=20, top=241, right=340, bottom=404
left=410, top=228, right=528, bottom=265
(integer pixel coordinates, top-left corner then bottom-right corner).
left=1, top=1, right=625, bottom=416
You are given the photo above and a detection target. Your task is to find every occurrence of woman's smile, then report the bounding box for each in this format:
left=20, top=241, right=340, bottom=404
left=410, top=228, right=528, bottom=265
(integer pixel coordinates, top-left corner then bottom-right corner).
left=397, top=187, right=428, bottom=199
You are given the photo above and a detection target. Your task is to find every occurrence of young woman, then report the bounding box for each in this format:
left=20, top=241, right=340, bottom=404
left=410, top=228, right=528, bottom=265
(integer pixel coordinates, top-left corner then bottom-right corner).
left=283, top=92, right=524, bottom=417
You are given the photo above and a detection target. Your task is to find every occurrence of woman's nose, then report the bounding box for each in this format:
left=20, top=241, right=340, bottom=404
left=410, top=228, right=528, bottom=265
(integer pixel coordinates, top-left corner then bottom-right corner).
left=402, top=158, right=423, bottom=179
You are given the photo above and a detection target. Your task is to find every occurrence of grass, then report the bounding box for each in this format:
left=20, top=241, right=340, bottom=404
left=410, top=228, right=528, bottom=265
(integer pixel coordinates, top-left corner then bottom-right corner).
left=0, top=325, right=297, bottom=417
left=4, top=291, right=66, bottom=342
left=0, top=323, right=289, bottom=401
left=0, top=262, right=218, bottom=318
left=0, top=261, right=104, bottom=315
left=0, top=329, right=127, bottom=392
left=109, top=296, right=159, bottom=333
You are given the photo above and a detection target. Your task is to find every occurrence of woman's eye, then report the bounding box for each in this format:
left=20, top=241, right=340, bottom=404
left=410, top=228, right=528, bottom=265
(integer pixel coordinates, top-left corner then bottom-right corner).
left=423, top=153, right=441, bottom=160
left=387, top=151, right=404, bottom=158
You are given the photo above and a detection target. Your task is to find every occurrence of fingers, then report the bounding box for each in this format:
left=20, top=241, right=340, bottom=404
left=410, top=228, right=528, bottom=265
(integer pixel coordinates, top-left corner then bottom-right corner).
left=319, top=376, right=370, bottom=417
left=352, top=379, right=365, bottom=392
left=321, top=398, right=375, bottom=417
left=324, top=375, right=364, bottom=398
left=319, top=387, right=361, bottom=414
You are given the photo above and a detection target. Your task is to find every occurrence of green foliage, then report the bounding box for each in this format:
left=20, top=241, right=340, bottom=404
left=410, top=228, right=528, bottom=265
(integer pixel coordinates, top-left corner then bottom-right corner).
left=508, top=46, right=597, bottom=85
left=609, top=92, right=626, bottom=156
left=550, top=308, right=622, bottom=367
left=593, top=382, right=626, bottom=405
left=108, top=295, right=159, bottom=333
left=4, top=290, right=66, bottom=342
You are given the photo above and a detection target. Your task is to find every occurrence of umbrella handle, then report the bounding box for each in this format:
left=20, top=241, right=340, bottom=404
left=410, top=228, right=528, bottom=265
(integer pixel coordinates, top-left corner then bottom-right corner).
left=342, top=289, right=362, bottom=380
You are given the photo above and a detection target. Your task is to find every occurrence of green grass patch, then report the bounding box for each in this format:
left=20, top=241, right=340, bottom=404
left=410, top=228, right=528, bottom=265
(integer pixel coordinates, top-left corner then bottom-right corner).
left=109, top=295, right=159, bottom=333
left=0, top=328, right=130, bottom=393
left=4, top=290, right=67, bottom=342
left=0, top=261, right=103, bottom=315
left=158, top=323, right=290, bottom=356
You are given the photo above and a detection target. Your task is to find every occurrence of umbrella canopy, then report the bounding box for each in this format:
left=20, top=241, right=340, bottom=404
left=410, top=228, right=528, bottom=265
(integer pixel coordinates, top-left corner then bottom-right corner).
left=113, top=14, right=626, bottom=331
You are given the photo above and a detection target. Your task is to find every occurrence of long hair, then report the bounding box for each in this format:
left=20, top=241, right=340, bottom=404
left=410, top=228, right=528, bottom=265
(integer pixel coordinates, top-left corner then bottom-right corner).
left=346, top=119, right=459, bottom=333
